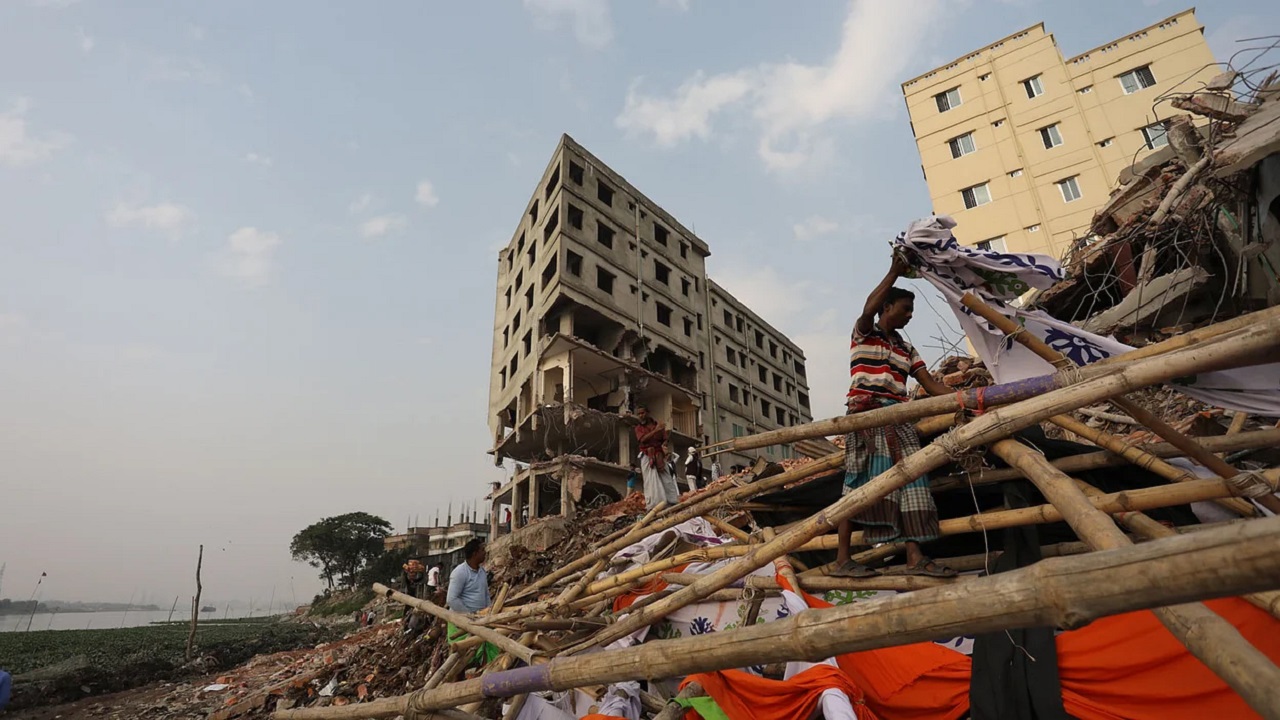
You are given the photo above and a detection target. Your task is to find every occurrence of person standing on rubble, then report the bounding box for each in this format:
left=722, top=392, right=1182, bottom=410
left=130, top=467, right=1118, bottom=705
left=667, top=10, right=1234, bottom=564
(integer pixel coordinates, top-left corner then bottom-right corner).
left=634, top=404, right=680, bottom=510
left=426, top=562, right=442, bottom=599
left=446, top=539, right=500, bottom=665
left=832, top=253, right=957, bottom=579
left=684, top=446, right=703, bottom=492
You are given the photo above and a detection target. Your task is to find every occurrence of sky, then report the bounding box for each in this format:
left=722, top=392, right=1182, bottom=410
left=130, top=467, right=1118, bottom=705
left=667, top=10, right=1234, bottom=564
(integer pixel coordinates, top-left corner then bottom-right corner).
left=2, top=0, right=1276, bottom=608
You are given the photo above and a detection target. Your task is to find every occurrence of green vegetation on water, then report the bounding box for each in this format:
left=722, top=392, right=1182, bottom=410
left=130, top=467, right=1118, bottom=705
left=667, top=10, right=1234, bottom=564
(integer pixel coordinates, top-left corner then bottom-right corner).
left=0, top=620, right=340, bottom=709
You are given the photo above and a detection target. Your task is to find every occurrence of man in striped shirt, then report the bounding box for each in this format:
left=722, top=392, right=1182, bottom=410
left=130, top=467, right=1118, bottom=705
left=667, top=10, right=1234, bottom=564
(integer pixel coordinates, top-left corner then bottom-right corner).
left=832, top=255, right=955, bottom=578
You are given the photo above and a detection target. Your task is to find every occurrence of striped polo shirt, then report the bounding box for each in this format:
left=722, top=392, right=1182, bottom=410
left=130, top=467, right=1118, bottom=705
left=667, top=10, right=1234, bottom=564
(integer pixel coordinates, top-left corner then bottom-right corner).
left=848, top=325, right=925, bottom=403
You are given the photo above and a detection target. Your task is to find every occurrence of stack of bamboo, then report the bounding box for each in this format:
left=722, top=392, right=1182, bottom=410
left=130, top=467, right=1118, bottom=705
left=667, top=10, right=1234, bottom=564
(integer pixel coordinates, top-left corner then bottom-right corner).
left=277, top=304, right=1280, bottom=720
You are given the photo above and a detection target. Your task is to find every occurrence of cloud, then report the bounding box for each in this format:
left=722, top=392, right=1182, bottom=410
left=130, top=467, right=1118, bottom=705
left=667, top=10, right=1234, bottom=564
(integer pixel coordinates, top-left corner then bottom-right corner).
left=359, top=214, right=408, bottom=239
left=106, top=203, right=192, bottom=238
left=618, top=72, right=753, bottom=147
left=616, top=0, right=942, bottom=171
left=77, top=27, right=94, bottom=53
left=348, top=192, right=376, bottom=215
left=710, top=266, right=812, bottom=329
left=0, top=98, right=71, bottom=167
left=792, top=216, right=839, bottom=241
left=523, top=0, right=613, bottom=50
left=415, top=181, right=439, bottom=208
left=221, top=227, right=281, bottom=285
left=243, top=152, right=272, bottom=167
left=658, top=0, right=691, bottom=9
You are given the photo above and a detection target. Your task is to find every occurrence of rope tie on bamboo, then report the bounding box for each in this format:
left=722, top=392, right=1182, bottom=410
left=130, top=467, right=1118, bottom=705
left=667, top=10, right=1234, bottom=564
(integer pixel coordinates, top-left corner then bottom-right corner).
left=1227, top=470, right=1279, bottom=499
left=933, top=430, right=969, bottom=461
left=1052, top=365, right=1083, bottom=388
left=998, top=324, right=1028, bottom=355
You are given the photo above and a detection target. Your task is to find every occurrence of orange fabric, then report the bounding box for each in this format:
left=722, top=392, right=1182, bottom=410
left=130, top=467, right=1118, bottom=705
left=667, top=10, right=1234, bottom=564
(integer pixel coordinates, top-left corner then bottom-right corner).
left=684, top=664, right=880, bottom=720
left=611, top=563, right=689, bottom=613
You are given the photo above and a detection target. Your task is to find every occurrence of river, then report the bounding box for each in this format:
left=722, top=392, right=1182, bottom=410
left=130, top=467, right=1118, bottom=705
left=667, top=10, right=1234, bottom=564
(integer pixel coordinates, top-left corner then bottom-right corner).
left=0, top=610, right=264, bottom=632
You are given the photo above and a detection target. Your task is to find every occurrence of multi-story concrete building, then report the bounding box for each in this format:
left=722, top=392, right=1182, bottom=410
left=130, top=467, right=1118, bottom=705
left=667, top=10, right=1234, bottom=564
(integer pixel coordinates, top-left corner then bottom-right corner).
left=901, top=8, right=1218, bottom=257
left=486, top=135, right=812, bottom=533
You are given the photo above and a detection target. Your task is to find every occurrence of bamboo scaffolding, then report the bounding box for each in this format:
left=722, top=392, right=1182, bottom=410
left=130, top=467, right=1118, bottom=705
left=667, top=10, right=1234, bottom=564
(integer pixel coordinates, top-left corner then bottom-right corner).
left=372, top=584, right=538, bottom=666
left=931, top=428, right=1280, bottom=490
left=989, top=438, right=1280, bottom=718
left=708, top=304, right=1280, bottom=456
left=561, top=320, right=1280, bottom=652
left=660, top=571, right=955, bottom=592
left=273, top=515, right=1280, bottom=719
left=960, top=293, right=1280, bottom=517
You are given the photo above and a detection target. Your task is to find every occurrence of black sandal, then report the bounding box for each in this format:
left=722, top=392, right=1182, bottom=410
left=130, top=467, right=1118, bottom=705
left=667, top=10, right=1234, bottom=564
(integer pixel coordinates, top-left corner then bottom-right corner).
left=897, top=559, right=957, bottom=578
left=829, top=560, right=881, bottom=578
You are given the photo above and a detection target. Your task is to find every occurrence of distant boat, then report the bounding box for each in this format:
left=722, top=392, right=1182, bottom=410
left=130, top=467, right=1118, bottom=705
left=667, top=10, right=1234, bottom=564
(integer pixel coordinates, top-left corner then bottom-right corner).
left=200, top=606, right=216, bottom=613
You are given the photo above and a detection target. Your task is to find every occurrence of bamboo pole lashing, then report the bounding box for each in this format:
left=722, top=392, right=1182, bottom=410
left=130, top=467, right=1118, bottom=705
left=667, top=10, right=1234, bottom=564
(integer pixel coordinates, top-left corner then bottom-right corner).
left=274, top=515, right=1280, bottom=719
left=567, top=319, right=1280, bottom=652
left=988, top=438, right=1280, bottom=718
left=959, top=293, right=1280, bottom=517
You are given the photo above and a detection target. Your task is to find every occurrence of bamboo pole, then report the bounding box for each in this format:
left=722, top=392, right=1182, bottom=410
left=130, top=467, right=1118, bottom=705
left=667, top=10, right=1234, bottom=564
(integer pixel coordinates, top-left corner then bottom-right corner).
left=710, top=305, right=1280, bottom=456
left=931, top=428, right=1280, bottom=489
left=703, top=514, right=751, bottom=542
left=960, top=293, right=1280, bottom=516
left=372, top=584, right=537, bottom=665
left=1047, top=414, right=1256, bottom=517
left=989, top=439, right=1280, bottom=718
left=564, top=320, right=1280, bottom=652
left=660, top=572, right=955, bottom=593
left=273, top=516, right=1280, bottom=719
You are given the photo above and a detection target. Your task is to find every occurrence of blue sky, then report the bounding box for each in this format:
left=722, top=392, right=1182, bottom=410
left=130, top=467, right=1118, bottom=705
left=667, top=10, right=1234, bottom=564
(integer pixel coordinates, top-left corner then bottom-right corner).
left=2, top=0, right=1275, bottom=606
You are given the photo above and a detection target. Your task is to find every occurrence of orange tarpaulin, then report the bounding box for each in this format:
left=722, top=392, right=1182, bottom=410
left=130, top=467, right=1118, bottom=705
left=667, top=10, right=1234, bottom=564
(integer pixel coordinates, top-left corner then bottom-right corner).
left=685, top=664, right=881, bottom=720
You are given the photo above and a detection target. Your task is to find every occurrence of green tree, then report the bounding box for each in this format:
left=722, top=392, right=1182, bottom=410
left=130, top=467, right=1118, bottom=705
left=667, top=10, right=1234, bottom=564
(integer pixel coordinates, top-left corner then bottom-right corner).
left=290, top=512, right=393, bottom=589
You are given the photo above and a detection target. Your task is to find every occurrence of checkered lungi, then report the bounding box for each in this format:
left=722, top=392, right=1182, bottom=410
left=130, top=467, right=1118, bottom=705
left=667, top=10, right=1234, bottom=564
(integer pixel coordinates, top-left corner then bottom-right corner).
left=842, top=395, right=941, bottom=544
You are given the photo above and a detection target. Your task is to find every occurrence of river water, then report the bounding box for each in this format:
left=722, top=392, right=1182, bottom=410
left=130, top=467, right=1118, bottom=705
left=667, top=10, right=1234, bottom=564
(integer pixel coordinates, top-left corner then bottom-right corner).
left=1, top=610, right=262, bottom=632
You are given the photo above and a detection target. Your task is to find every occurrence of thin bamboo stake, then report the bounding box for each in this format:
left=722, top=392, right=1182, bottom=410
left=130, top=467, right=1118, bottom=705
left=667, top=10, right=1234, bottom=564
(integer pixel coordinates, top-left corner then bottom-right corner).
left=703, top=514, right=750, bottom=542
left=1227, top=411, right=1250, bottom=435
left=1048, top=414, right=1256, bottom=517
left=931, top=428, right=1280, bottom=489
left=565, top=320, right=1280, bottom=652
left=960, top=293, right=1280, bottom=516
left=491, top=583, right=511, bottom=614
left=273, top=516, right=1280, bottom=719
left=989, top=439, right=1280, bottom=718
left=661, top=573, right=956, bottom=593
left=372, top=584, right=537, bottom=665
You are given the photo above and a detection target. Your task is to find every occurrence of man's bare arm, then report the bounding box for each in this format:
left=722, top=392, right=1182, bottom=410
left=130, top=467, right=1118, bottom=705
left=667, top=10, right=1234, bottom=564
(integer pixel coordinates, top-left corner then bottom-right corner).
left=856, top=255, right=911, bottom=335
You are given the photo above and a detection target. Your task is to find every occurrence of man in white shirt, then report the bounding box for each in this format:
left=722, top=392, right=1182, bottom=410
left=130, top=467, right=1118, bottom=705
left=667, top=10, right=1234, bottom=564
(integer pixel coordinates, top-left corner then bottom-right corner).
left=426, top=562, right=442, bottom=599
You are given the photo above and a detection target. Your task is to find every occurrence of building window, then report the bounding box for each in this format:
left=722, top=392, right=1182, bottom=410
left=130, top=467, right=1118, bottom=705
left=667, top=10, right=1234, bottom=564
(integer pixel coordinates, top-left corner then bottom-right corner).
left=510, top=354, right=518, bottom=376
left=723, top=309, right=733, bottom=327
left=568, top=161, right=584, bottom=185
left=697, top=313, right=703, bottom=330
left=596, top=267, right=615, bottom=294
left=739, top=353, right=747, bottom=369
left=566, top=250, right=582, bottom=276
left=1027, top=224, right=1041, bottom=233
left=758, top=365, right=767, bottom=383
left=1078, top=85, right=1093, bottom=95
left=525, top=286, right=533, bottom=310
left=541, top=255, right=557, bottom=289
left=545, top=165, right=561, bottom=200
left=500, top=368, right=507, bottom=389
left=948, top=132, right=977, bottom=158
left=679, top=242, right=688, bottom=259
left=754, top=330, right=764, bottom=348
left=513, top=310, right=522, bottom=331
left=654, top=224, right=669, bottom=246
left=977, top=237, right=1007, bottom=253
left=1141, top=122, right=1169, bottom=150
left=732, top=422, right=745, bottom=437
left=1040, top=124, right=1064, bottom=149
left=935, top=87, right=962, bottom=113
left=516, top=232, right=525, bottom=255
left=729, top=385, right=740, bottom=403
left=683, top=317, right=693, bottom=336
left=526, top=240, right=536, bottom=266
left=522, top=330, right=532, bottom=356
left=515, top=270, right=524, bottom=291
left=1009, top=168, right=1023, bottom=178
left=735, top=315, right=743, bottom=333
left=567, top=204, right=583, bottom=230
left=992, top=119, right=1005, bottom=128
left=1023, top=75, right=1044, bottom=99
left=597, top=181, right=614, bottom=206
left=1057, top=176, right=1082, bottom=203
left=529, top=199, right=539, bottom=224
left=760, top=398, right=771, bottom=416
left=544, top=206, right=559, bottom=242
left=505, top=286, right=512, bottom=308
left=503, top=327, right=509, bottom=348
left=597, top=223, right=614, bottom=249
left=1118, top=65, right=1156, bottom=94
left=773, top=372, right=782, bottom=391
left=1098, top=137, right=1114, bottom=148
left=961, top=182, right=992, bottom=209
left=726, top=346, right=736, bottom=364
left=794, top=360, right=805, bottom=376
left=978, top=73, right=991, bottom=82
left=775, top=407, right=785, bottom=425
left=656, top=302, right=672, bottom=327
left=798, top=391, right=810, bottom=409
left=769, top=341, right=777, bottom=358
left=654, top=260, right=670, bottom=285
left=680, top=277, right=690, bottom=296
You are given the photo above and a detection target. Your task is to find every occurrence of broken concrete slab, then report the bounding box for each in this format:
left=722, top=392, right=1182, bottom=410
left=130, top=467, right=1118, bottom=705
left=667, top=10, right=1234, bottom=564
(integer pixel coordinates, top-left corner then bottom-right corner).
left=1082, top=266, right=1210, bottom=336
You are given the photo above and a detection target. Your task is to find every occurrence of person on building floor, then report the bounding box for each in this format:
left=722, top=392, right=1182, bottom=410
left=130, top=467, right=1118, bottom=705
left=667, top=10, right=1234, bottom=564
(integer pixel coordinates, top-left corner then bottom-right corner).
left=634, top=404, right=680, bottom=510
left=426, top=562, right=442, bottom=599
left=832, top=253, right=957, bottom=579
left=446, top=539, right=500, bottom=665
left=710, top=457, right=722, bottom=484
left=684, top=446, right=703, bottom=492
left=402, top=558, right=426, bottom=598
left=503, top=507, right=512, bottom=530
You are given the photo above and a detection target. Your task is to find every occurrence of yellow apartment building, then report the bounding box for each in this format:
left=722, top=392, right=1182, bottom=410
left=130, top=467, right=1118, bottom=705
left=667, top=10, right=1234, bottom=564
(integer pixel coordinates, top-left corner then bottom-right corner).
left=901, top=8, right=1219, bottom=258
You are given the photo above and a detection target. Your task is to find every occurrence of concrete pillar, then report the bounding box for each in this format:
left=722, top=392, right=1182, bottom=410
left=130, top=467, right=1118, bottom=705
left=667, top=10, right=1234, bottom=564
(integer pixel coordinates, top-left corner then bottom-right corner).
left=511, top=480, right=523, bottom=531
left=529, top=473, right=540, bottom=521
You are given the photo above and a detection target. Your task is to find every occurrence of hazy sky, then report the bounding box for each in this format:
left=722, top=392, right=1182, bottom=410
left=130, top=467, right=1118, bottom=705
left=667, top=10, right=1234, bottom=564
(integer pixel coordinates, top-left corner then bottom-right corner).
left=2, top=0, right=1275, bottom=607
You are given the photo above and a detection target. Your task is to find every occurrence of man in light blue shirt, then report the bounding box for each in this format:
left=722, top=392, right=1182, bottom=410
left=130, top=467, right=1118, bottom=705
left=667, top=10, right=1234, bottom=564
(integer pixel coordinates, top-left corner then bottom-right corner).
left=446, top=538, right=490, bottom=613
left=445, top=538, right=498, bottom=666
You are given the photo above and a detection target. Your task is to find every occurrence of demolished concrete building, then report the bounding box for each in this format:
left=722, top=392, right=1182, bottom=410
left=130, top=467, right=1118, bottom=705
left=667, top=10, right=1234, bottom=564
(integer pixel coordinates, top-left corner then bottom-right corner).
left=486, top=135, right=814, bottom=534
